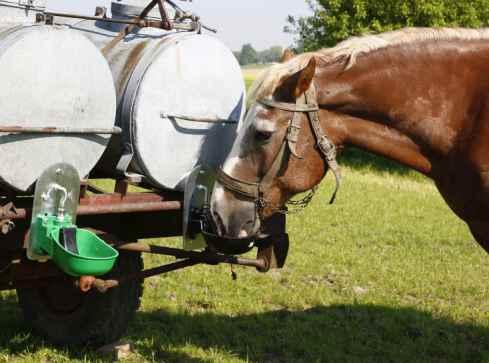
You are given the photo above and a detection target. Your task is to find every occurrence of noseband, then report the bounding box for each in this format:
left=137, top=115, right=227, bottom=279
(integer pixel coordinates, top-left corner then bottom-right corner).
left=216, top=85, right=342, bottom=217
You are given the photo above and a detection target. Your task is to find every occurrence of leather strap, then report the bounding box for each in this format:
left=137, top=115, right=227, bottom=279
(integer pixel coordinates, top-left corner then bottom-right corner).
left=216, top=168, right=259, bottom=200
left=259, top=99, right=319, bottom=112
left=259, top=141, right=288, bottom=192
left=286, top=94, right=305, bottom=158
left=304, top=87, right=341, bottom=204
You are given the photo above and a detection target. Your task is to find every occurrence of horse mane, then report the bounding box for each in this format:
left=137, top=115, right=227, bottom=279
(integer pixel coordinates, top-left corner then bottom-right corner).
left=248, top=27, right=489, bottom=103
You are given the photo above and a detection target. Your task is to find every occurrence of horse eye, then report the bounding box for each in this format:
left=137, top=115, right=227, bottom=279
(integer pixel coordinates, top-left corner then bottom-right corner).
left=254, top=130, right=273, bottom=143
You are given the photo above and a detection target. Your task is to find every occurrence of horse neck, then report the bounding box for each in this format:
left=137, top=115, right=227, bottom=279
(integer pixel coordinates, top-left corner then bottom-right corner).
left=313, top=40, right=489, bottom=172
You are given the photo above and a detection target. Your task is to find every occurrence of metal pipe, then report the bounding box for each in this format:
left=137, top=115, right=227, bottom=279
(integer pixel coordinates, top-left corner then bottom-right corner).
left=45, top=11, right=198, bottom=31
left=89, top=259, right=199, bottom=292
left=77, top=201, right=181, bottom=215
left=0, top=247, right=266, bottom=292
left=0, top=126, right=122, bottom=135
left=0, top=200, right=182, bottom=220
left=86, top=251, right=267, bottom=294
left=117, top=242, right=268, bottom=270
left=45, top=11, right=146, bottom=25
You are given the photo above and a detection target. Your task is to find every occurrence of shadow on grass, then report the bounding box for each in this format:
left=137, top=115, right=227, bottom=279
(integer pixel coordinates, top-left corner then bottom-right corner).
left=0, top=293, right=201, bottom=362
left=339, top=147, right=417, bottom=176
left=128, top=305, right=488, bottom=363
left=1, top=294, right=488, bottom=362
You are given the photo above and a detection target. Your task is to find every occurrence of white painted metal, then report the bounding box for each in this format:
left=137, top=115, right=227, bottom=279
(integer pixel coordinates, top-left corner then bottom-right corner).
left=122, top=33, right=245, bottom=190
left=0, top=0, right=245, bottom=191
left=70, top=13, right=245, bottom=190
left=0, top=24, right=116, bottom=191
left=0, top=0, right=45, bottom=25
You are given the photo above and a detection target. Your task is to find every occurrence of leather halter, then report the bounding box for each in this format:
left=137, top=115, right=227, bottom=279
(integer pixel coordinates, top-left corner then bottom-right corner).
left=216, top=85, right=342, bottom=216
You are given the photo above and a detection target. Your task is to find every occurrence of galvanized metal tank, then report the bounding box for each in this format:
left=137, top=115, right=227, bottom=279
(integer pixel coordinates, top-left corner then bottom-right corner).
left=0, top=0, right=46, bottom=25
left=0, top=23, right=117, bottom=191
left=67, top=2, right=245, bottom=190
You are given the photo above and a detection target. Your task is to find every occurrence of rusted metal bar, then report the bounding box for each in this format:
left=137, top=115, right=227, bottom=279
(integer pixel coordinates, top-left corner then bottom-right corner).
left=85, top=251, right=267, bottom=294
left=0, top=126, right=122, bottom=135
left=117, top=242, right=268, bottom=270
left=46, top=11, right=147, bottom=25
left=0, top=195, right=182, bottom=220
left=77, top=201, right=181, bottom=215
left=44, top=11, right=198, bottom=31
left=79, top=192, right=173, bottom=205
left=0, top=245, right=268, bottom=292
left=77, top=259, right=199, bottom=293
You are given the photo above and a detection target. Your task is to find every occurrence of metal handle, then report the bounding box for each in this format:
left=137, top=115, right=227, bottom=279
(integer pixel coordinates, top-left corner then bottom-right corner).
left=161, top=113, right=237, bottom=124
left=0, top=126, right=122, bottom=135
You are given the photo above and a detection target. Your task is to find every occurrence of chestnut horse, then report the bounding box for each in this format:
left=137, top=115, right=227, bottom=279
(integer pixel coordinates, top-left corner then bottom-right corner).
left=211, top=27, right=489, bottom=253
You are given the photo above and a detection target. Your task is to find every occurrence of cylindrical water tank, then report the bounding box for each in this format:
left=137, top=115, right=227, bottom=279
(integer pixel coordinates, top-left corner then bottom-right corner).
left=0, top=24, right=116, bottom=191
left=67, top=3, right=245, bottom=190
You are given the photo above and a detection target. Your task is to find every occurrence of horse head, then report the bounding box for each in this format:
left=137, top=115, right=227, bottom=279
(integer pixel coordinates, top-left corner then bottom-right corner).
left=211, top=57, right=339, bottom=239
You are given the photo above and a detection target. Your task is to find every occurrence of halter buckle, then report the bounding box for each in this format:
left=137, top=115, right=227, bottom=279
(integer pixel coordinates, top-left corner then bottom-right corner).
left=318, top=136, right=337, bottom=162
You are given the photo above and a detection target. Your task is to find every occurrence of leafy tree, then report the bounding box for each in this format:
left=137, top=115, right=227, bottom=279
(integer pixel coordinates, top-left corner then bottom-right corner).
left=239, top=43, right=258, bottom=65
left=257, top=46, right=284, bottom=63
left=286, top=0, right=489, bottom=51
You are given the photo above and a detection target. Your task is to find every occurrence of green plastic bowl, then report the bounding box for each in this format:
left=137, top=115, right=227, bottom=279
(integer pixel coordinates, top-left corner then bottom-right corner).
left=51, top=229, right=119, bottom=277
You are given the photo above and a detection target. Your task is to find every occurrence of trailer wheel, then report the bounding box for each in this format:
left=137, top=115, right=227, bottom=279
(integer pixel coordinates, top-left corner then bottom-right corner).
left=16, top=251, right=143, bottom=346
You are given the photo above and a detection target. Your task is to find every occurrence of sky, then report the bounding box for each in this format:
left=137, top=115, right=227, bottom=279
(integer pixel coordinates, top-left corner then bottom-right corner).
left=179, top=1, right=312, bottom=51
left=46, top=0, right=312, bottom=52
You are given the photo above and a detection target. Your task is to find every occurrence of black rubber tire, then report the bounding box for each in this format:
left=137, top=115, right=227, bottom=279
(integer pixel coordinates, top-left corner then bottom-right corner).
left=16, top=251, right=143, bottom=346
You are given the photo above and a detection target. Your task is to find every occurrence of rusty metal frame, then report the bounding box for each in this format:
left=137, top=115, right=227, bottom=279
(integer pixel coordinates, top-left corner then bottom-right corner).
left=0, top=178, right=184, bottom=248
left=0, top=243, right=269, bottom=292
left=0, top=177, right=287, bottom=292
left=0, top=180, right=184, bottom=291
left=0, top=190, right=182, bottom=220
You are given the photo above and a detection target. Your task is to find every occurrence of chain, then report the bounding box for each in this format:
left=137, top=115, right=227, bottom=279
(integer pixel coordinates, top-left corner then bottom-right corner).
left=257, top=186, right=318, bottom=217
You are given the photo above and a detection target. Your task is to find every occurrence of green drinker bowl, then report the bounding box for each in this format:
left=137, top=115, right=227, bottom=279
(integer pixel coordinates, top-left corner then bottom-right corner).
left=27, top=163, right=119, bottom=277
left=50, top=226, right=119, bottom=277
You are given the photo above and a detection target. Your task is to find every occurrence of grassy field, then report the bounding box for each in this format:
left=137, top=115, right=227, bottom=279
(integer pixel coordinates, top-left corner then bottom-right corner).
left=0, top=71, right=488, bottom=362
left=242, top=64, right=269, bottom=91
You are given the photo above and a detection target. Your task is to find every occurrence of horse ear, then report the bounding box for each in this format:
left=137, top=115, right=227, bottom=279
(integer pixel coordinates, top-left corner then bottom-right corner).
left=294, top=57, right=316, bottom=98
left=281, top=49, right=295, bottom=63
left=274, top=57, right=317, bottom=101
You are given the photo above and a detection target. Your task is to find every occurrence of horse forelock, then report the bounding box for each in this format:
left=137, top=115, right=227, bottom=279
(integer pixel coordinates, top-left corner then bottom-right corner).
left=248, top=27, right=489, bottom=102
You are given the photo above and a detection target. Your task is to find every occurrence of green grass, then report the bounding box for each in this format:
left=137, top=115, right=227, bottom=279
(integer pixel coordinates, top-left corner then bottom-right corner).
left=242, top=64, right=270, bottom=91
left=1, top=164, right=488, bottom=362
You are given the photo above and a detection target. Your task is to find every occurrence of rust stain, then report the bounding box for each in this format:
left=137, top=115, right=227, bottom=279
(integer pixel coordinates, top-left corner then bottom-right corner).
left=117, top=41, right=149, bottom=95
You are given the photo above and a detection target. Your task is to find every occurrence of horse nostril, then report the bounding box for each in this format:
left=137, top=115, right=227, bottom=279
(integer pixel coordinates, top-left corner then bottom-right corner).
left=240, top=219, right=256, bottom=235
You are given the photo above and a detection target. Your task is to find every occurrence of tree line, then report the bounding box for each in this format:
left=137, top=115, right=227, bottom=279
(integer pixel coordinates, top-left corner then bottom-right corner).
left=286, top=0, right=489, bottom=52
left=233, top=44, right=284, bottom=65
